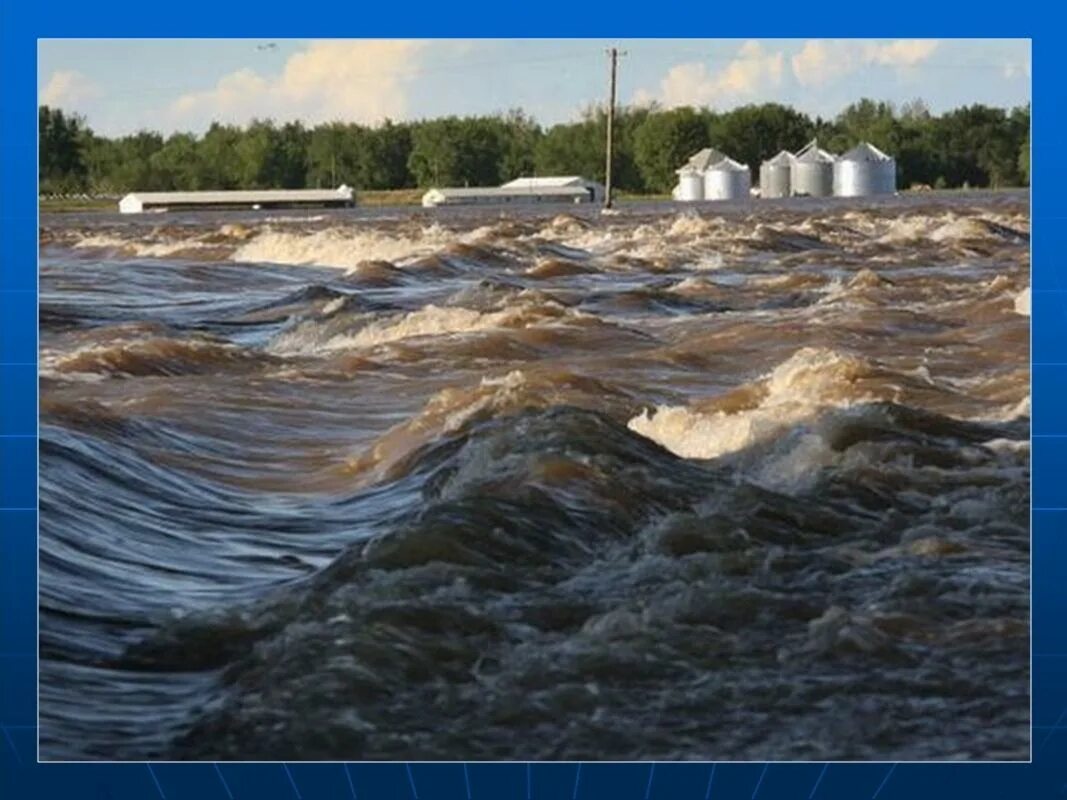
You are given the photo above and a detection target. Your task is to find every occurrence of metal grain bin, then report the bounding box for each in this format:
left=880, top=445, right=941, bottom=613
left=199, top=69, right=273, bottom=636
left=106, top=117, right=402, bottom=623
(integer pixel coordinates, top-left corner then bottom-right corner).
left=759, top=151, right=793, bottom=199
left=674, top=168, right=705, bottom=202
left=833, top=142, right=896, bottom=197
left=792, top=140, right=836, bottom=197
left=704, top=158, right=751, bottom=201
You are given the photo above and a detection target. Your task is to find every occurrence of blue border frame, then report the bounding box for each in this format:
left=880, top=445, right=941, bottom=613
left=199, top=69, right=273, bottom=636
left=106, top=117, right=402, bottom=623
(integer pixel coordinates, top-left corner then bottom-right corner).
left=3, top=8, right=1054, bottom=798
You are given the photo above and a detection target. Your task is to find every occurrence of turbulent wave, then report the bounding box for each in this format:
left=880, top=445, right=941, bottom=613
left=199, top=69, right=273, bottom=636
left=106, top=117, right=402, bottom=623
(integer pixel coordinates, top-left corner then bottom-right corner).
left=231, top=225, right=454, bottom=269
left=632, top=348, right=900, bottom=459
left=93, top=402, right=1028, bottom=760
left=39, top=192, right=1030, bottom=761
left=47, top=335, right=268, bottom=378
left=266, top=295, right=584, bottom=355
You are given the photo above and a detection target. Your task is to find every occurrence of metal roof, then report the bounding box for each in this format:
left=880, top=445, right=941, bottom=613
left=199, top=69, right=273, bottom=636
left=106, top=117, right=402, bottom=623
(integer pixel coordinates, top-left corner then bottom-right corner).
left=763, top=150, right=795, bottom=166
left=839, top=142, right=893, bottom=162
left=499, top=176, right=597, bottom=189
left=122, top=187, right=354, bottom=204
left=425, top=186, right=590, bottom=198
left=680, top=148, right=727, bottom=172
left=707, top=157, right=750, bottom=172
left=794, top=140, right=836, bottom=164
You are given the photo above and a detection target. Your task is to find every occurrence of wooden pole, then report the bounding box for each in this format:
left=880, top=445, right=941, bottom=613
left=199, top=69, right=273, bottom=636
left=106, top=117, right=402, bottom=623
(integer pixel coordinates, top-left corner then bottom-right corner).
left=604, top=47, right=619, bottom=209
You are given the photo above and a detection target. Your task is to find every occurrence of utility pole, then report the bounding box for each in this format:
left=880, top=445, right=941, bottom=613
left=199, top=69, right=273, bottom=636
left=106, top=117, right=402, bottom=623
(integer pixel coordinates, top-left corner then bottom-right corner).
left=604, top=47, right=625, bottom=210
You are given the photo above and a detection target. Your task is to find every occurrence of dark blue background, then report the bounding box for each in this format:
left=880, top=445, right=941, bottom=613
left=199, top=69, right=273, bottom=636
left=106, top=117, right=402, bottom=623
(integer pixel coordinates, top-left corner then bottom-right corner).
left=0, top=6, right=1053, bottom=797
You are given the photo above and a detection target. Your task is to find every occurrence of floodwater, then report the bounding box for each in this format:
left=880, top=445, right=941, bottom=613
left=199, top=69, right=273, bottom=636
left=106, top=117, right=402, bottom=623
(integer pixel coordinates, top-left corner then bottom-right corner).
left=39, top=192, right=1030, bottom=760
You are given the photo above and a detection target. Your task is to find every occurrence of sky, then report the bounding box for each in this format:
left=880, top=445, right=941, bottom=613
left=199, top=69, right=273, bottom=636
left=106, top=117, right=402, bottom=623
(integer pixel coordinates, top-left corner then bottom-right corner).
left=37, top=39, right=1031, bottom=137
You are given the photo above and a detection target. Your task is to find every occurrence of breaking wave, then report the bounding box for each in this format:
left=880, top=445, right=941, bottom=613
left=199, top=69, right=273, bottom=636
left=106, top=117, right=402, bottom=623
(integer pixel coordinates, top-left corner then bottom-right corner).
left=40, top=191, right=1030, bottom=761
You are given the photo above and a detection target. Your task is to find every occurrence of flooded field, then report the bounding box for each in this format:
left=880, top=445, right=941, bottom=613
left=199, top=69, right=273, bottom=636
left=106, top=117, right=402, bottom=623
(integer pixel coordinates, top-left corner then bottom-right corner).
left=39, top=192, right=1030, bottom=760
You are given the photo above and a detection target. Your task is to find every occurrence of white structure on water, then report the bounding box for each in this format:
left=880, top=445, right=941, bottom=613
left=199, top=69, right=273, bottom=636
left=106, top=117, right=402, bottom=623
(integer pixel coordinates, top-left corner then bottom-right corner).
left=672, top=141, right=899, bottom=201
left=672, top=148, right=726, bottom=202
left=118, top=186, right=355, bottom=214
left=674, top=169, right=705, bottom=202
left=704, top=157, right=752, bottom=201
left=421, top=176, right=604, bottom=208
left=833, top=142, right=897, bottom=197
left=759, top=151, right=794, bottom=199
left=792, top=140, right=836, bottom=198
left=672, top=149, right=753, bottom=202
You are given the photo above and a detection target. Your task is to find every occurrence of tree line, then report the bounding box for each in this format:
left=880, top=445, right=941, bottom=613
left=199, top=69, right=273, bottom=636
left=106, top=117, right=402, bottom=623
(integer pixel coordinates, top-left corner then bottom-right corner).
left=39, top=99, right=1030, bottom=196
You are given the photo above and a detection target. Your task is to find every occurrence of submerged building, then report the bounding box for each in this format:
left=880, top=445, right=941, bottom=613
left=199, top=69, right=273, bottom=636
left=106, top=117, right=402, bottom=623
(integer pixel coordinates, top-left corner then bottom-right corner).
left=672, top=148, right=753, bottom=203
left=833, top=143, right=897, bottom=197
left=672, top=140, right=897, bottom=201
left=759, top=150, right=794, bottom=199
left=118, top=186, right=355, bottom=214
left=673, top=149, right=725, bottom=201
left=421, top=176, right=604, bottom=208
left=704, top=158, right=752, bottom=201
left=791, top=140, right=836, bottom=197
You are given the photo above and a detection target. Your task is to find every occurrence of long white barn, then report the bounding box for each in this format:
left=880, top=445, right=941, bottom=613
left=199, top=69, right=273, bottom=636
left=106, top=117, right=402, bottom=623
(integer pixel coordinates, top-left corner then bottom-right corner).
left=118, top=186, right=355, bottom=214
left=422, top=176, right=604, bottom=208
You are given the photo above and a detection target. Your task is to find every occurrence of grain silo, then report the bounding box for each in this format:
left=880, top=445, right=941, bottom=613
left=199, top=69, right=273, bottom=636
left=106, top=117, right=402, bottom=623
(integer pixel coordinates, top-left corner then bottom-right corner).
left=674, top=168, right=705, bottom=202
left=791, top=140, right=836, bottom=197
left=833, top=142, right=897, bottom=197
left=704, top=158, right=752, bottom=201
left=673, top=148, right=725, bottom=202
left=759, top=151, right=794, bottom=199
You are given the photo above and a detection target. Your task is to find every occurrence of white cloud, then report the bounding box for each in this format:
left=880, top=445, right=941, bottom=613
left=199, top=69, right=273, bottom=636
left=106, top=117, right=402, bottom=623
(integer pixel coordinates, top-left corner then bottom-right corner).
left=40, top=70, right=102, bottom=108
left=864, top=39, right=939, bottom=68
left=633, top=41, right=784, bottom=108
left=169, top=40, right=426, bottom=127
left=792, top=39, right=939, bottom=87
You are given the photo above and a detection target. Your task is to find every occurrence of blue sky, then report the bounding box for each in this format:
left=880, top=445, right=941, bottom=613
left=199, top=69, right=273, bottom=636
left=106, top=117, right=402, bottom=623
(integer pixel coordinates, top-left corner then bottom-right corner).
left=38, top=39, right=1031, bottom=136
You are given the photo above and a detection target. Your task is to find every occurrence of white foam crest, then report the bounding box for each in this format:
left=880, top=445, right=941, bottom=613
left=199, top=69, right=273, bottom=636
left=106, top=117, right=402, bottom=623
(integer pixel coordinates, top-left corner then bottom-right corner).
left=686, top=253, right=726, bottom=271
left=665, top=213, right=719, bottom=238
left=1013, top=287, right=1030, bottom=317
left=442, top=370, right=528, bottom=434
left=269, top=297, right=573, bottom=355
left=978, top=394, right=1031, bottom=423
left=879, top=212, right=1028, bottom=247
left=231, top=224, right=453, bottom=269
left=628, top=347, right=874, bottom=462
left=72, top=233, right=216, bottom=258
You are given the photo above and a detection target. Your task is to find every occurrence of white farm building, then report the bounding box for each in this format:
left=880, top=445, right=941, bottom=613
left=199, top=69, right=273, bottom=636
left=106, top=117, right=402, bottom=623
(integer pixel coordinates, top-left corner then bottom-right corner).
left=421, top=176, right=604, bottom=208
left=118, top=186, right=355, bottom=214
left=672, top=149, right=754, bottom=203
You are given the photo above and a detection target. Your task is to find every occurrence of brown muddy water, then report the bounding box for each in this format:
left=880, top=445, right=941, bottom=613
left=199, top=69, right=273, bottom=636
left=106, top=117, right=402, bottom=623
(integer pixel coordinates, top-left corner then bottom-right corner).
left=39, top=193, right=1030, bottom=761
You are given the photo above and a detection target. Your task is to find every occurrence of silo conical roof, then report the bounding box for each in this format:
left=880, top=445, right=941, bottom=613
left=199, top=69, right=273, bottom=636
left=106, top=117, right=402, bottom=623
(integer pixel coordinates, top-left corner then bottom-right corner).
left=840, top=142, right=892, bottom=162
left=709, top=157, right=749, bottom=172
left=794, top=144, right=836, bottom=164
left=681, top=147, right=727, bottom=172
left=763, top=150, right=795, bottom=166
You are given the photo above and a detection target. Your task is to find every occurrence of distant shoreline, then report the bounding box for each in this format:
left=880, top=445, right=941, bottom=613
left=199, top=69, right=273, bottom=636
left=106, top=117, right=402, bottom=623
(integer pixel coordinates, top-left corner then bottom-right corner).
left=38, top=186, right=1028, bottom=215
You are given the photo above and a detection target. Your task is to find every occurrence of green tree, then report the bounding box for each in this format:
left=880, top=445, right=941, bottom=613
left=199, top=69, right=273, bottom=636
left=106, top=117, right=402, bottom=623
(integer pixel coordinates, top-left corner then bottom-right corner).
left=39, top=106, right=89, bottom=193
left=633, top=106, right=708, bottom=193
left=408, top=116, right=508, bottom=187
left=37, top=99, right=1035, bottom=196
left=107, top=131, right=165, bottom=191
left=830, top=99, right=901, bottom=154
left=149, top=133, right=202, bottom=190
left=533, top=105, right=647, bottom=191
left=362, top=121, right=415, bottom=189
left=710, top=103, right=815, bottom=181
left=497, top=110, right=542, bottom=182
left=534, top=117, right=603, bottom=183
left=198, top=123, right=244, bottom=189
